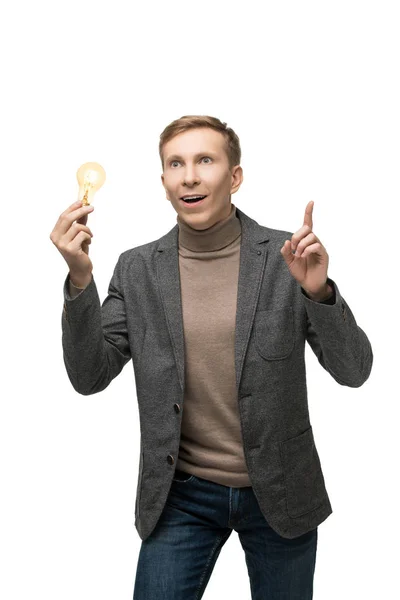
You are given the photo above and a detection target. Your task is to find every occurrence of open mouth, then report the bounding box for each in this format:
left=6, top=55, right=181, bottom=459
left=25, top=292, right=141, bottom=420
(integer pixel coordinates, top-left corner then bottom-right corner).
left=180, top=195, right=207, bottom=205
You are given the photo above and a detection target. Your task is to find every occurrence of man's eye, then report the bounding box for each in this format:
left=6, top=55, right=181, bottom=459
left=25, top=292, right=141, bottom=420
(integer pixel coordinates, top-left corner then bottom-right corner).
left=170, top=157, right=212, bottom=168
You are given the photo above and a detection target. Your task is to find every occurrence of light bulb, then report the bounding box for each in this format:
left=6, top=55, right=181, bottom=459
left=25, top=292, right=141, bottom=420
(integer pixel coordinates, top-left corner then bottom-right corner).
left=76, top=162, right=106, bottom=205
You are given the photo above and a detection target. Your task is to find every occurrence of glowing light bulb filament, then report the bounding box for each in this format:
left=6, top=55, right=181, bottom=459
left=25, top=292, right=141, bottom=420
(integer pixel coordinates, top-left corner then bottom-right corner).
left=76, top=162, right=106, bottom=206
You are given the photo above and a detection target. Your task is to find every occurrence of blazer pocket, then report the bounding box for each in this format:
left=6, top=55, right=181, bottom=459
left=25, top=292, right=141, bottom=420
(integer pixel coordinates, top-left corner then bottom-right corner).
left=255, top=307, right=294, bottom=360
left=279, top=426, right=327, bottom=518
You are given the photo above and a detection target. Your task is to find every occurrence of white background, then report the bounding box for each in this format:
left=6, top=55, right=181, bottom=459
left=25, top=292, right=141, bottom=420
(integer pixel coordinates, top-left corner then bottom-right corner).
left=0, top=1, right=397, bottom=598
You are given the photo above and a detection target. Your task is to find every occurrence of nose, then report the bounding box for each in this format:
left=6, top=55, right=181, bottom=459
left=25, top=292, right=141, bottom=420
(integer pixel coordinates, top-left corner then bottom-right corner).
left=182, top=165, right=200, bottom=187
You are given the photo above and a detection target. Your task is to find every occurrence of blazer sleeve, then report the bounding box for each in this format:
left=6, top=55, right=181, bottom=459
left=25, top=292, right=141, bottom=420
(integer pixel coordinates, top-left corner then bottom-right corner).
left=61, top=253, right=131, bottom=395
left=302, top=277, right=373, bottom=387
left=68, top=279, right=86, bottom=298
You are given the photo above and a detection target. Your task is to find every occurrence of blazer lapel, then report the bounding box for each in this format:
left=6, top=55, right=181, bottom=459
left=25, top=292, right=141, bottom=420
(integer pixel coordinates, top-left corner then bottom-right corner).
left=156, top=206, right=270, bottom=394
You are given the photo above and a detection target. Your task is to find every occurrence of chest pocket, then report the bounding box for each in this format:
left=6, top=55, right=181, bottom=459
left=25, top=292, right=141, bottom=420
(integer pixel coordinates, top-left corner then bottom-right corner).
left=254, top=307, right=294, bottom=360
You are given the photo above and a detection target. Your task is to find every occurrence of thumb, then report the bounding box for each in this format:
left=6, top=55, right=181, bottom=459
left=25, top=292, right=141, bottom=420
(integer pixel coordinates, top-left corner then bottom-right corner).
left=280, top=240, right=295, bottom=264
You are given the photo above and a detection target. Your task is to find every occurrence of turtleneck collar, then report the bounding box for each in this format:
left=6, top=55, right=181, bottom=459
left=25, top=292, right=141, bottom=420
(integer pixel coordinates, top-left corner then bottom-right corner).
left=177, top=202, right=241, bottom=252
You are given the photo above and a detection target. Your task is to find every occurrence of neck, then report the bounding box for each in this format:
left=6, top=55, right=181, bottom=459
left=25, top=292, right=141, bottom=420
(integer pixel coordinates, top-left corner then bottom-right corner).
left=177, top=203, right=241, bottom=252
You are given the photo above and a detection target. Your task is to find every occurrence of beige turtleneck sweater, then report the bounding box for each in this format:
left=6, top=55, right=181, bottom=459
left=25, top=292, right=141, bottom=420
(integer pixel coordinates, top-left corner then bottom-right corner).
left=175, top=203, right=250, bottom=487
left=68, top=203, right=252, bottom=487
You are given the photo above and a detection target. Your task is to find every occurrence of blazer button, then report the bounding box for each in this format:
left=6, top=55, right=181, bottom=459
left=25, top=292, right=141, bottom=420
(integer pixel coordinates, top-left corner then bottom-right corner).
left=167, top=454, right=175, bottom=465
left=174, top=403, right=180, bottom=413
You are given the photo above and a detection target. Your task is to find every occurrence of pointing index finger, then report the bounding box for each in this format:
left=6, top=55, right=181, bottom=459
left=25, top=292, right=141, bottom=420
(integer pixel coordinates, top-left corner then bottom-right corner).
left=303, top=200, right=314, bottom=230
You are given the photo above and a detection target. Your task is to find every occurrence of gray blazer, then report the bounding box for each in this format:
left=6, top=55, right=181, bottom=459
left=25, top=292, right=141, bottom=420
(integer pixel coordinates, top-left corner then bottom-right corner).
left=61, top=206, right=373, bottom=541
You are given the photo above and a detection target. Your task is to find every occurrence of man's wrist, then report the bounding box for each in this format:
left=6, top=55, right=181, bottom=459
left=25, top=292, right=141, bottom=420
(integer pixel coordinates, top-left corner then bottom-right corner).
left=69, top=272, right=92, bottom=289
left=302, top=282, right=334, bottom=302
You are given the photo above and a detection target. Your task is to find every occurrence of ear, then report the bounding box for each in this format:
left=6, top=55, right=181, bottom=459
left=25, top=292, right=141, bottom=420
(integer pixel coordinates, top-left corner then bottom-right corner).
left=231, top=165, right=244, bottom=194
left=161, top=174, right=170, bottom=201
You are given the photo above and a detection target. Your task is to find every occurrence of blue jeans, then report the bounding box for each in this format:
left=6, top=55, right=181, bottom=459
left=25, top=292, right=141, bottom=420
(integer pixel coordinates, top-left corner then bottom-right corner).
left=133, top=469, right=318, bottom=599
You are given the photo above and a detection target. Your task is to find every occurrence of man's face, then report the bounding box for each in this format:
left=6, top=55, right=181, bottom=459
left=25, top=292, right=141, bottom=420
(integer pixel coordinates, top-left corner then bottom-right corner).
left=161, top=128, right=243, bottom=230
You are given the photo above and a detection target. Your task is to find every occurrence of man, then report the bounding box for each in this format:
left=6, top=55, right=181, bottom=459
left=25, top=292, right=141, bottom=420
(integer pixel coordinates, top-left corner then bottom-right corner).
left=50, top=115, right=373, bottom=599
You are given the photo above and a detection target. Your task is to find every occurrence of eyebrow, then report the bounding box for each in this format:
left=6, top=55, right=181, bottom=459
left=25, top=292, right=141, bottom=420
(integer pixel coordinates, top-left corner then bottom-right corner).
left=165, top=151, right=217, bottom=163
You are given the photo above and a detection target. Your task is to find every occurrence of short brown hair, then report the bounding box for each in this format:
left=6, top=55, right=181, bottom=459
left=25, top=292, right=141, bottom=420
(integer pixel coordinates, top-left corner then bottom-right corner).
left=159, top=115, right=241, bottom=171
